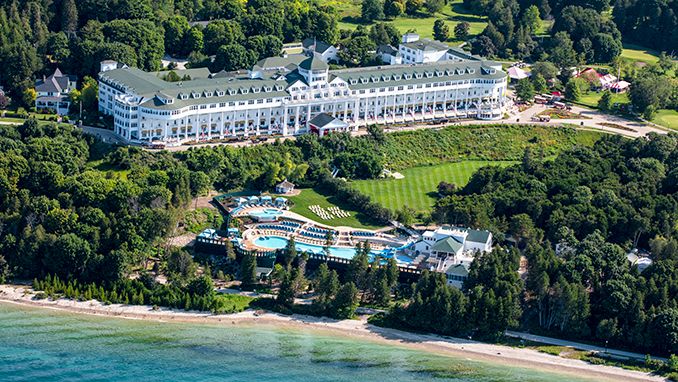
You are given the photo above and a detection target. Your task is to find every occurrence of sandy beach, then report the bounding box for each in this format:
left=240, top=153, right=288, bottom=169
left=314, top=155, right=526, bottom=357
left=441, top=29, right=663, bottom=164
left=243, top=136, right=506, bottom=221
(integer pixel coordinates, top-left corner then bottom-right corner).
left=0, top=284, right=665, bottom=382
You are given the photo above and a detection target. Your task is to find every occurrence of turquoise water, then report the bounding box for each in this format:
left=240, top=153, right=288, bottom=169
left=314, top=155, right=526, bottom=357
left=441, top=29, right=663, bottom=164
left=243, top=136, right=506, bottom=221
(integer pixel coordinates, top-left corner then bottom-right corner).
left=249, top=209, right=283, bottom=219
left=0, top=302, right=604, bottom=382
left=253, top=236, right=414, bottom=265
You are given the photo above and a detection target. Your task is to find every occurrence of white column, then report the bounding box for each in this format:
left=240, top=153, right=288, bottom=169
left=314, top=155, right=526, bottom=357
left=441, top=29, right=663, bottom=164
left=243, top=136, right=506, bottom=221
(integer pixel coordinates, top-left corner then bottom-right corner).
left=244, top=108, right=249, bottom=137
left=219, top=111, right=226, bottom=139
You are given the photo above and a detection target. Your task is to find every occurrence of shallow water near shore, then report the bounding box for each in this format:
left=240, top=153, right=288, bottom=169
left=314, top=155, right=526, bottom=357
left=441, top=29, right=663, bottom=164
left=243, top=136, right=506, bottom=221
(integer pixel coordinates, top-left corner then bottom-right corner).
left=0, top=302, right=603, bottom=381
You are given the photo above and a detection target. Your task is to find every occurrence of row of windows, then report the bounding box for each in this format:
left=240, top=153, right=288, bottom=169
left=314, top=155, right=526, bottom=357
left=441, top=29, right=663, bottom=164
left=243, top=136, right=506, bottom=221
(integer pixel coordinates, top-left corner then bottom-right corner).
left=178, top=85, right=284, bottom=100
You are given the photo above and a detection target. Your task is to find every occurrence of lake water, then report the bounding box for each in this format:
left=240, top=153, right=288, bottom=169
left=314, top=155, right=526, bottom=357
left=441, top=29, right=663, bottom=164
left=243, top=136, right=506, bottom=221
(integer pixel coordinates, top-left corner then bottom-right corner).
left=0, top=302, right=604, bottom=381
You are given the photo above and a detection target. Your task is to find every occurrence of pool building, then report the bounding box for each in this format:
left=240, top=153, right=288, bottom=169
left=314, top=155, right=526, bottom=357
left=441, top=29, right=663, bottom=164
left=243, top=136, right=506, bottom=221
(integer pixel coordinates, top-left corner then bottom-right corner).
left=414, top=225, right=492, bottom=287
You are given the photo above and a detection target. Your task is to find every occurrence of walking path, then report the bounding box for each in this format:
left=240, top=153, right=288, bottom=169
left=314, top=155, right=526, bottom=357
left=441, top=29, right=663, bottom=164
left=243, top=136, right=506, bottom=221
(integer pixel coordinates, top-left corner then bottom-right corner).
left=505, top=330, right=667, bottom=362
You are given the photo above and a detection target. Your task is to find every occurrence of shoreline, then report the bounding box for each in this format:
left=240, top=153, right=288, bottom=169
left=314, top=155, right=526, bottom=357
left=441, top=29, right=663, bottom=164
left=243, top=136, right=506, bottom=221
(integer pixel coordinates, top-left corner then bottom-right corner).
left=0, top=284, right=665, bottom=382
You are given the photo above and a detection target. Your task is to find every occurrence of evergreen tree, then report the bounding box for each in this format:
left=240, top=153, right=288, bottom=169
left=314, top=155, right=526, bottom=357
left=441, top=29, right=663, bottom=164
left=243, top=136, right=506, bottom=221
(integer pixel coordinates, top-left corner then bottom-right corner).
left=362, top=0, right=385, bottom=22
left=531, top=73, right=547, bottom=93
left=277, top=271, right=295, bottom=307
left=346, top=241, right=370, bottom=292
left=454, top=21, right=470, bottom=41
left=564, top=78, right=581, bottom=102
left=332, top=282, right=359, bottom=319
left=433, top=20, right=449, bottom=42
left=598, top=90, right=612, bottom=110
left=515, top=78, right=534, bottom=101
left=284, top=236, right=297, bottom=270
left=323, top=230, right=333, bottom=256
left=241, top=254, right=258, bottom=286
left=61, top=0, right=79, bottom=34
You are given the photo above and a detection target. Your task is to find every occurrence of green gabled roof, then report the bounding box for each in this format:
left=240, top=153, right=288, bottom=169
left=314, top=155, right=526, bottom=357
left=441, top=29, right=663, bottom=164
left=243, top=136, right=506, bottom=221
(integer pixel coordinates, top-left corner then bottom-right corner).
left=467, top=229, right=491, bottom=244
left=299, top=56, right=328, bottom=70
left=445, top=263, right=469, bottom=276
left=430, top=237, right=463, bottom=254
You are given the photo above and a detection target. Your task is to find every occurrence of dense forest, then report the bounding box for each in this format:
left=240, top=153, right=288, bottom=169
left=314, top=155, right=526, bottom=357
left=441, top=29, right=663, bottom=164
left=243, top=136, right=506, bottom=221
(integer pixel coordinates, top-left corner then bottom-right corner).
left=373, top=133, right=678, bottom=356
left=0, top=118, right=394, bottom=286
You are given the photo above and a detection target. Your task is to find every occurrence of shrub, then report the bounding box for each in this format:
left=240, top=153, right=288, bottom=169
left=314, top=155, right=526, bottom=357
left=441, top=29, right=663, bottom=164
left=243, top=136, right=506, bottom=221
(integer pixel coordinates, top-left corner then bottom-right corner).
left=62, top=116, right=69, bottom=123
left=34, top=292, right=48, bottom=300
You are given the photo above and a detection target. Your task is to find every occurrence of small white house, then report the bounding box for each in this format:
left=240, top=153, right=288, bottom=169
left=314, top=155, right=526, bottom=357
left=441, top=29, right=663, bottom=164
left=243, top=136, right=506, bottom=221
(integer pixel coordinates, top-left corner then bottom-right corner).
left=275, top=179, right=295, bottom=194
left=302, top=38, right=339, bottom=63
left=35, top=68, right=77, bottom=114
left=414, top=225, right=493, bottom=273
left=375, top=45, right=402, bottom=65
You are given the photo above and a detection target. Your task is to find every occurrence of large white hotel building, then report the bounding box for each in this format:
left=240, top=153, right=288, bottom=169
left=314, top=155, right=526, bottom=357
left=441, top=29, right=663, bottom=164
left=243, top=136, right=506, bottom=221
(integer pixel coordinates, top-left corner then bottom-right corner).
left=98, top=45, right=508, bottom=144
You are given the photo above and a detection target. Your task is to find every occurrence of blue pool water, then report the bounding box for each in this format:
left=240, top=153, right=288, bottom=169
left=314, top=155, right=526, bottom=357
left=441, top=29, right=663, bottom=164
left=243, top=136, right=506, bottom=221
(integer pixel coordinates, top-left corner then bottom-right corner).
left=253, top=236, right=414, bottom=265
left=249, top=209, right=283, bottom=220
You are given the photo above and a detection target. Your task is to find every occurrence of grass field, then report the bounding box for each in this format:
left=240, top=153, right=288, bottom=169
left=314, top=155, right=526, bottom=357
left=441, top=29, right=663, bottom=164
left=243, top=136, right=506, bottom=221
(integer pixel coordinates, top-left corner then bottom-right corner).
left=287, top=188, right=384, bottom=229
left=654, top=109, right=678, bottom=130
left=352, top=160, right=517, bottom=212
left=577, top=90, right=630, bottom=108
left=86, top=159, right=131, bottom=179
left=0, top=118, right=26, bottom=123
left=331, top=0, right=487, bottom=43
left=621, top=43, right=661, bottom=64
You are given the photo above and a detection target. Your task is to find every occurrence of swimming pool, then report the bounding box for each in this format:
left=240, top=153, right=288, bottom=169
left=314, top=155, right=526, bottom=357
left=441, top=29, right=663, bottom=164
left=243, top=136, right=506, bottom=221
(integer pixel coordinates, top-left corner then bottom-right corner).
left=249, top=209, right=283, bottom=222
left=253, top=236, right=414, bottom=265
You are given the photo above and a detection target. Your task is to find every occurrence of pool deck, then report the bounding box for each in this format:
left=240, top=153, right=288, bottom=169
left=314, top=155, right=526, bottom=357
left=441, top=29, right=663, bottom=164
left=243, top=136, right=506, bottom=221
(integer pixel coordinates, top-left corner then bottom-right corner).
left=234, top=205, right=413, bottom=263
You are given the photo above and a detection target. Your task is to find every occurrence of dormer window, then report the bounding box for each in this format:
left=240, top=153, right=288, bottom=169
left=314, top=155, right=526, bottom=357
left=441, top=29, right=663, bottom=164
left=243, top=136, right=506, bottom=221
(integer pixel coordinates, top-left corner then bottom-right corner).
left=468, top=69, right=475, bottom=74
left=349, top=79, right=357, bottom=85
left=393, top=75, right=401, bottom=81
left=382, top=75, right=390, bottom=82
left=415, top=73, right=422, bottom=79
left=425, top=72, right=433, bottom=78
left=179, top=94, right=188, bottom=100
left=436, top=71, right=443, bottom=77
left=241, top=88, right=248, bottom=94
left=192, top=92, right=200, bottom=98
left=228, top=89, right=236, bottom=95
left=205, top=92, right=213, bottom=98
left=166, top=99, right=174, bottom=104
left=371, top=77, right=379, bottom=83
left=252, top=87, right=260, bottom=93
left=264, top=86, right=272, bottom=92
left=217, top=91, right=224, bottom=96
left=275, top=85, right=283, bottom=91
left=456, top=69, right=463, bottom=75
left=360, top=78, right=368, bottom=84
left=446, top=70, right=454, bottom=76
left=404, top=74, right=412, bottom=80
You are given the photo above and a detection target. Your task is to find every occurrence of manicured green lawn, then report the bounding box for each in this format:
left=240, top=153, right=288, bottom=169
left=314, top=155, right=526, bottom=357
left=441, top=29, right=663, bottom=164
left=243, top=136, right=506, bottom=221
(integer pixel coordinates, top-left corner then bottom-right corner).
left=0, top=118, right=26, bottom=123
left=577, top=90, right=630, bottom=108
left=621, top=43, right=661, bottom=64
left=287, top=188, right=384, bottom=229
left=654, top=109, right=678, bottom=130
left=332, top=0, right=487, bottom=43
left=352, top=160, right=517, bottom=212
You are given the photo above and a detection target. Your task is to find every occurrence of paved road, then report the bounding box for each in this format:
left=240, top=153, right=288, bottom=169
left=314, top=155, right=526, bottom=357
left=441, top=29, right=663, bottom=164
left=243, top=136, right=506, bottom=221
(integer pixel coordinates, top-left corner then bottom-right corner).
left=505, top=330, right=667, bottom=362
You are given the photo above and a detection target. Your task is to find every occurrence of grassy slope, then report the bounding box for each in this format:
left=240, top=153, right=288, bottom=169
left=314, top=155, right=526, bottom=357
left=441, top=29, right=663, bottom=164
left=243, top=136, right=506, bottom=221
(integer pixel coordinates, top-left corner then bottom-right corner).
left=287, top=188, right=383, bottom=229
left=577, top=90, right=631, bottom=108
left=332, top=0, right=487, bottom=43
left=352, top=160, right=517, bottom=212
left=380, top=125, right=604, bottom=169
left=654, top=109, right=678, bottom=130
left=621, top=42, right=661, bottom=64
